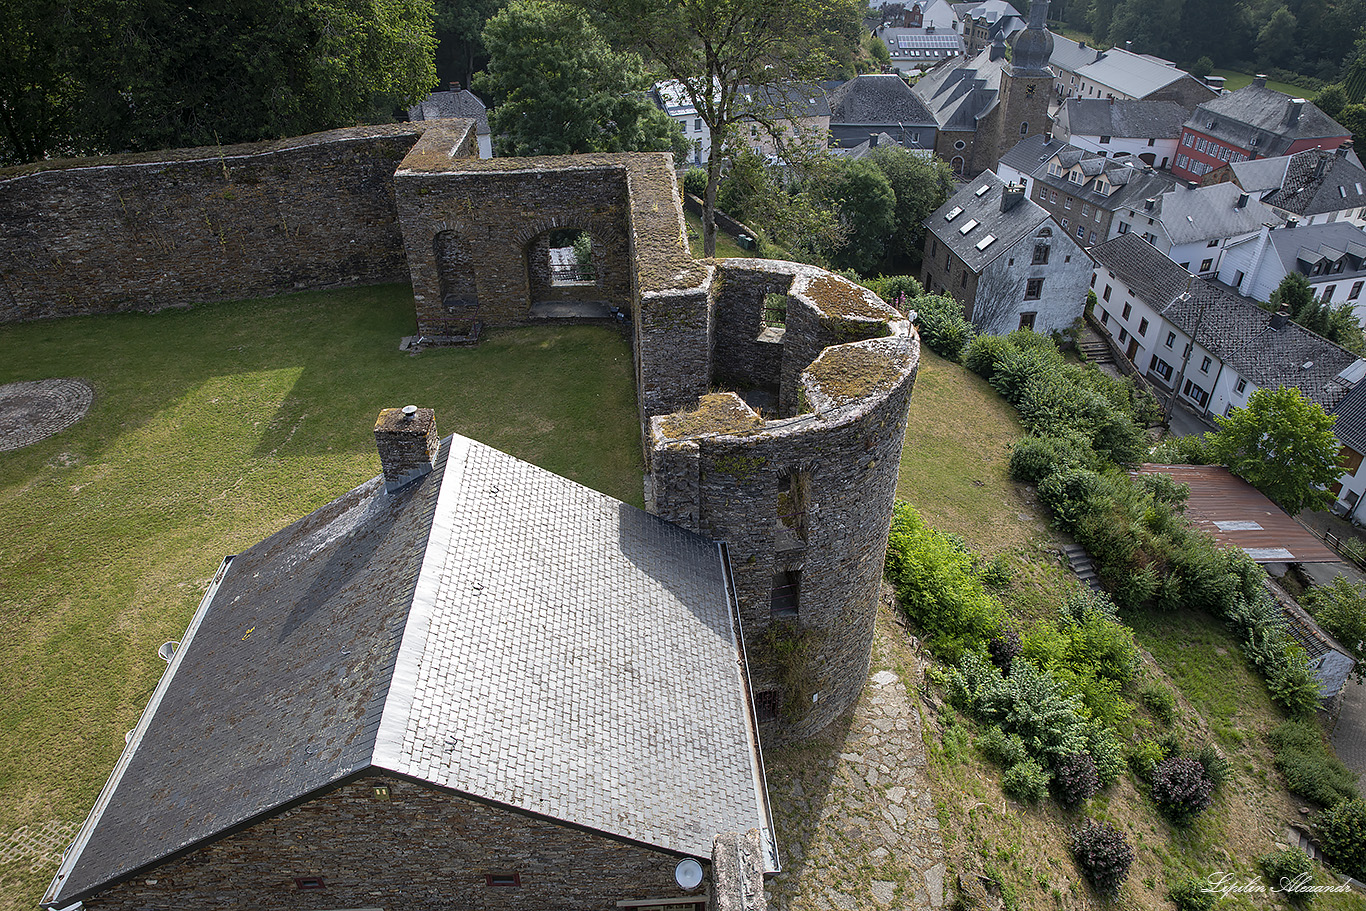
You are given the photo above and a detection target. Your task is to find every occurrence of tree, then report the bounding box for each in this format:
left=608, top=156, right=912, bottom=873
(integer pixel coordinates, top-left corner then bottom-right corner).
left=1, top=0, right=438, bottom=163
left=865, top=146, right=956, bottom=268
left=1316, top=84, right=1348, bottom=120
left=473, top=0, right=688, bottom=159
left=586, top=0, right=862, bottom=256
left=1208, top=386, right=1341, bottom=514
left=435, top=0, right=506, bottom=89
left=1256, top=5, right=1299, bottom=70
left=1304, top=575, right=1366, bottom=680
left=1266, top=273, right=1366, bottom=354
left=819, top=158, right=895, bottom=274
left=716, top=145, right=844, bottom=262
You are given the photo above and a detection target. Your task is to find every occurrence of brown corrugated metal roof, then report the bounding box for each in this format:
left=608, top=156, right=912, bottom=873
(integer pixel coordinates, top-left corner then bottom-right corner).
left=1137, top=464, right=1340, bottom=563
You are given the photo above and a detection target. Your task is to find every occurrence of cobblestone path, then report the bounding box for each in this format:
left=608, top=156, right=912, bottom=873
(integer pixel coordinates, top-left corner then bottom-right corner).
left=765, top=608, right=946, bottom=911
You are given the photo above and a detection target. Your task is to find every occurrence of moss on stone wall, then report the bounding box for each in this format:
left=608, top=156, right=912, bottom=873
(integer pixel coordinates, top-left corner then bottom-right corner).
left=656, top=393, right=763, bottom=440
left=805, top=345, right=905, bottom=405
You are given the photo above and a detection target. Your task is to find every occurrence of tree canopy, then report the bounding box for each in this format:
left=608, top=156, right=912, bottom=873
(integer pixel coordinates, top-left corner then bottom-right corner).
left=434, top=0, right=506, bottom=90
left=0, top=0, right=437, bottom=165
left=1266, top=273, right=1365, bottom=354
left=1209, top=386, right=1341, bottom=514
left=473, top=0, right=688, bottom=159
left=1304, top=575, right=1366, bottom=680
left=583, top=0, right=862, bottom=256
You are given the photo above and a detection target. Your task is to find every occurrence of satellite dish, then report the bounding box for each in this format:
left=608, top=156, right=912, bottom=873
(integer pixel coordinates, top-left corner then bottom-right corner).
left=675, top=858, right=704, bottom=891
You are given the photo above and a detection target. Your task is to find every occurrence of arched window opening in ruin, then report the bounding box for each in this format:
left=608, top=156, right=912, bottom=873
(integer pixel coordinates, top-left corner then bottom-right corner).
left=776, top=470, right=810, bottom=549
left=547, top=229, right=596, bottom=285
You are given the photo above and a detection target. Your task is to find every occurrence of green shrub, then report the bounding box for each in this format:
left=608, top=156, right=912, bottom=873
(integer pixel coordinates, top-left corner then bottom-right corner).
left=1149, top=433, right=1217, bottom=464
left=1270, top=721, right=1361, bottom=807
left=1070, top=819, right=1134, bottom=895
left=1168, top=877, right=1217, bottom=911
left=1037, top=467, right=1106, bottom=526
left=1141, top=685, right=1177, bottom=725
left=1009, top=434, right=1087, bottom=483
left=682, top=167, right=707, bottom=197
left=870, top=274, right=924, bottom=307
left=1315, top=798, right=1366, bottom=880
left=1085, top=724, right=1126, bottom=787
left=1150, top=757, right=1216, bottom=825
left=1266, top=649, right=1323, bottom=717
left=912, top=292, right=976, bottom=361
left=1052, top=752, right=1100, bottom=806
left=977, top=725, right=1028, bottom=767
left=990, top=342, right=1063, bottom=405
left=987, top=629, right=1022, bottom=674
left=1002, top=756, right=1051, bottom=802
left=964, top=333, right=1010, bottom=379
left=1129, top=739, right=1165, bottom=778
left=1061, top=587, right=1119, bottom=624
left=978, top=553, right=1015, bottom=590
left=1258, top=848, right=1315, bottom=904
left=1196, top=742, right=1230, bottom=790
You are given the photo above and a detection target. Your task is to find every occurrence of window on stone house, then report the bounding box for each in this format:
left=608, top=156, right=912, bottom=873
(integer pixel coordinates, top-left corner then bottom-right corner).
left=771, top=570, right=801, bottom=620
left=1103, top=285, right=1112, bottom=301
left=1207, top=239, right=1219, bottom=247
left=1139, top=318, right=1148, bottom=336
left=1200, top=355, right=1212, bottom=373
left=1032, top=244, right=1050, bottom=265
left=1236, top=378, right=1247, bottom=394
left=1119, top=328, right=1128, bottom=342
left=960, top=270, right=968, bottom=288
left=1350, top=281, right=1363, bottom=300
left=1025, top=278, right=1044, bottom=299
left=1122, top=302, right=1131, bottom=319
left=1200, top=259, right=1213, bottom=272
left=1018, top=312, right=1037, bottom=330
left=1323, top=285, right=1335, bottom=302
left=1165, top=331, right=1176, bottom=348
left=295, top=877, right=327, bottom=890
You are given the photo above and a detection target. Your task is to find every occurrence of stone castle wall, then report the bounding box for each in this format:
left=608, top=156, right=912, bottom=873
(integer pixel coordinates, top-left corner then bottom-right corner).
left=81, top=773, right=695, bottom=911
left=0, top=123, right=455, bottom=322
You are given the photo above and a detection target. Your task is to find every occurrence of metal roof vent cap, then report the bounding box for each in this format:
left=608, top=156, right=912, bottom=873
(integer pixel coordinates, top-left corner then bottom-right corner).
left=157, top=641, right=179, bottom=662
left=402, top=404, right=418, bottom=418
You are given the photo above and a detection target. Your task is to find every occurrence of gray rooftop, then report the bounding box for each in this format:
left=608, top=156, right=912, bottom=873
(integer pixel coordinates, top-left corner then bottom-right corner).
left=925, top=170, right=1052, bottom=271
left=1091, top=234, right=1362, bottom=408
left=1074, top=48, right=1205, bottom=100
left=1157, top=181, right=1282, bottom=245
left=912, top=45, right=1008, bottom=131
left=829, top=75, right=938, bottom=129
left=1000, top=134, right=1177, bottom=212
left=1259, top=148, right=1366, bottom=218
left=1227, top=155, right=1295, bottom=194
left=47, top=435, right=771, bottom=906
left=1056, top=98, right=1186, bottom=139
left=408, top=89, right=491, bottom=135
left=1331, top=378, right=1366, bottom=453
left=1049, top=33, right=1102, bottom=73
left=1262, top=221, right=1366, bottom=286
left=1187, top=85, right=1350, bottom=157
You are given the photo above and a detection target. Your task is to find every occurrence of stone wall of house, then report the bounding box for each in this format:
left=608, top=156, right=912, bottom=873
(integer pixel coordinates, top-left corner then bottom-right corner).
left=0, top=123, right=449, bottom=322
left=81, top=773, right=704, bottom=911
left=646, top=263, right=919, bottom=739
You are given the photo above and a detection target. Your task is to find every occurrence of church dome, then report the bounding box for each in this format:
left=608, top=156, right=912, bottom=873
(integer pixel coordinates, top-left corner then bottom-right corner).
left=1010, top=0, right=1054, bottom=74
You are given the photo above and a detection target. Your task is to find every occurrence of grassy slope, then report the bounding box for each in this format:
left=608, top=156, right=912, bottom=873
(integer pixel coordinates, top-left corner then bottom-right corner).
left=0, top=286, right=641, bottom=907
left=898, top=353, right=1365, bottom=910
left=685, top=210, right=753, bottom=260
left=1211, top=69, right=1321, bottom=96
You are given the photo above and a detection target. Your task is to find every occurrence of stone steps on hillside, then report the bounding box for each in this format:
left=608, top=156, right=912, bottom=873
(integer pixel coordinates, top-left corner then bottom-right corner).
left=1064, top=544, right=1100, bottom=589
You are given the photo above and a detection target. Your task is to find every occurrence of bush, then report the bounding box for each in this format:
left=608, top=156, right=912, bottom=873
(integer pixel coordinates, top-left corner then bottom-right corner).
left=987, top=629, right=1021, bottom=674
left=1196, top=742, right=1230, bottom=790
left=1009, top=434, right=1086, bottom=483
left=1141, top=685, right=1178, bottom=725
left=1270, top=721, right=1361, bottom=808
left=1315, top=798, right=1366, bottom=880
left=964, top=333, right=1010, bottom=379
left=1037, top=466, right=1106, bottom=526
left=1259, top=848, right=1315, bottom=904
left=1151, top=757, right=1216, bottom=825
left=1169, top=876, right=1217, bottom=911
left=1061, top=587, right=1119, bottom=624
left=870, top=274, right=924, bottom=307
left=1085, top=724, right=1126, bottom=787
left=978, top=553, right=1014, bottom=590
left=682, top=167, right=707, bottom=198
left=1002, top=756, right=1051, bottom=802
left=912, top=292, right=976, bottom=361
left=1128, top=739, right=1165, bottom=778
left=1149, top=432, right=1217, bottom=465
left=977, top=725, right=1028, bottom=767
left=1052, top=752, right=1100, bottom=806
left=1070, top=819, right=1134, bottom=895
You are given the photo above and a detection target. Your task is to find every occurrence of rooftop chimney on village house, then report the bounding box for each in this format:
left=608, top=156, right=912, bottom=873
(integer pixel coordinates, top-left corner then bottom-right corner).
left=1286, top=99, right=1305, bottom=128
left=1002, top=182, right=1026, bottom=212
left=1271, top=306, right=1290, bottom=330
left=1254, top=74, right=1268, bottom=88
left=374, top=406, right=439, bottom=492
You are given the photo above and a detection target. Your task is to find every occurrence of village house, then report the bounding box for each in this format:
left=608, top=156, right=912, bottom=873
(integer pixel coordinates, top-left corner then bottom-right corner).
left=827, top=74, right=938, bottom=152
left=1140, top=181, right=1284, bottom=278
left=952, top=0, right=1024, bottom=54
left=1171, top=78, right=1353, bottom=182
left=1090, top=234, right=1366, bottom=519
left=1201, top=144, right=1366, bottom=228
left=1053, top=97, right=1186, bottom=169
left=408, top=85, right=493, bottom=158
left=922, top=170, right=1093, bottom=334
left=871, top=0, right=967, bottom=75
left=1048, top=37, right=1216, bottom=109
left=1215, top=220, right=1366, bottom=313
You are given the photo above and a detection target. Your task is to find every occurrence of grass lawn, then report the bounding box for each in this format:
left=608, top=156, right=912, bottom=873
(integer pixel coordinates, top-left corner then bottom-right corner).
left=684, top=209, right=754, bottom=259
left=0, top=285, right=641, bottom=908
left=1211, top=68, right=1320, bottom=96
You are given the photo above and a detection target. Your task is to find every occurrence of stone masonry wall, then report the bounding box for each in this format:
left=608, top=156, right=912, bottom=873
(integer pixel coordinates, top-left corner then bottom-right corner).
left=0, top=123, right=440, bottom=322
left=82, top=773, right=702, bottom=911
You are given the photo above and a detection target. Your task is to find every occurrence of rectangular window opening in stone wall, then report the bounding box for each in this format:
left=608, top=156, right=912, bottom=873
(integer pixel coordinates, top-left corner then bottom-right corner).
left=486, top=873, right=522, bottom=887
left=771, top=570, right=801, bottom=620
left=763, top=293, right=788, bottom=330
left=777, top=471, right=810, bottom=546
left=547, top=229, right=597, bottom=285
left=1032, top=244, right=1049, bottom=265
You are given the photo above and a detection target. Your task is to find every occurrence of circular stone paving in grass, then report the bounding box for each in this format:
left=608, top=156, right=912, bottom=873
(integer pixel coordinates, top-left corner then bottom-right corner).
left=0, top=379, right=94, bottom=452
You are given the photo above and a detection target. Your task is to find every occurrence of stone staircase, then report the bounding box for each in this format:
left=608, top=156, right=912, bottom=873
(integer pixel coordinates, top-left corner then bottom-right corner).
left=1079, top=336, right=1115, bottom=366
left=1064, top=544, right=1100, bottom=590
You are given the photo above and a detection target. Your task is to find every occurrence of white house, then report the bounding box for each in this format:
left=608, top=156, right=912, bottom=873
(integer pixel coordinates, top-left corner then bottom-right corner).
left=1053, top=97, right=1185, bottom=169
left=1146, top=181, right=1284, bottom=279
left=1207, top=146, right=1366, bottom=229
left=1216, top=220, right=1366, bottom=314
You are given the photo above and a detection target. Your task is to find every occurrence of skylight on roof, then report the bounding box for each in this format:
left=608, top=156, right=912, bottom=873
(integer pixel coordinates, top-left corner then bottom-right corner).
left=975, top=184, right=990, bottom=196
left=945, top=206, right=963, bottom=221
left=975, top=234, right=997, bottom=250
left=959, top=219, right=979, bottom=234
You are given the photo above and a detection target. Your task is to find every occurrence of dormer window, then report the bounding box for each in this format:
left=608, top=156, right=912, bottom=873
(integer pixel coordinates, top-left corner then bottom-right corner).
left=1069, top=170, right=1083, bottom=183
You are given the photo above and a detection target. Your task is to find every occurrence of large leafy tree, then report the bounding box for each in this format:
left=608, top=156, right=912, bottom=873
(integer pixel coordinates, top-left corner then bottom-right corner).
left=585, top=0, right=862, bottom=256
left=864, top=146, right=956, bottom=268
left=473, top=0, right=689, bottom=159
left=435, top=0, right=505, bottom=90
left=1266, top=273, right=1365, bottom=354
left=1304, top=575, right=1366, bottom=680
left=820, top=158, right=895, bottom=275
left=1, top=0, right=437, bottom=164
left=1209, top=386, right=1341, bottom=514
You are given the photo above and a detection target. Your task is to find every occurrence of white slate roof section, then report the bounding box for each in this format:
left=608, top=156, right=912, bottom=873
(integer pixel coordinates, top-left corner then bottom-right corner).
left=377, top=437, right=765, bottom=858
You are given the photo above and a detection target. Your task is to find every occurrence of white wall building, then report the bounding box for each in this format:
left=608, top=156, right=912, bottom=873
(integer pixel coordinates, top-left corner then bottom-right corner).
left=1216, top=221, right=1366, bottom=315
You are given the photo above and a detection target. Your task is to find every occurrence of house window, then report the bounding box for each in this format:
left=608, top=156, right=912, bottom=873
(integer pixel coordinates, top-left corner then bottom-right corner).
left=1183, top=379, right=1209, bottom=406
left=1100, top=309, right=1110, bottom=325
left=771, top=570, right=801, bottom=619
left=1032, top=244, right=1050, bottom=265
left=1119, top=328, right=1128, bottom=343
left=694, top=118, right=702, bottom=132
left=1139, top=318, right=1149, bottom=336
left=1207, top=239, right=1219, bottom=247
left=1064, top=196, right=1073, bottom=210
left=955, top=139, right=967, bottom=150
left=1100, top=135, right=1112, bottom=144
left=1323, top=285, right=1335, bottom=302
left=1200, top=355, right=1211, bottom=373
left=1049, top=189, right=1058, bottom=203
left=1200, top=258, right=1213, bottom=272
left=1061, top=218, right=1068, bottom=229
left=1025, top=278, right=1044, bottom=299
left=487, top=874, right=522, bottom=888
left=1103, top=285, right=1112, bottom=301
left=1121, top=302, right=1131, bottom=319
left=1235, top=378, right=1247, bottom=394
left=1149, top=356, right=1173, bottom=381
left=1350, top=281, right=1363, bottom=300
left=1118, top=222, right=1130, bottom=234
left=1165, top=331, right=1175, bottom=348
left=295, top=877, right=327, bottom=891
left=1019, top=311, right=1037, bottom=330
left=1183, top=134, right=1194, bottom=147
left=1020, top=121, right=1029, bottom=135
left=960, top=270, right=968, bottom=288
left=1089, top=231, right=1097, bottom=244
left=1077, top=225, right=1085, bottom=239
left=1081, top=204, right=1092, bottom=217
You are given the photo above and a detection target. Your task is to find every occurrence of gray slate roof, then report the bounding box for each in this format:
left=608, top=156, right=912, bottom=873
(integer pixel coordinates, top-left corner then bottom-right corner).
left=925, top=170, right=1051, bottom=272
left=1057, top=98, right=1186, bottom=139
left=1156, top=181, right=1282, bottom=245
left=47, top=436, right=771, bottom=906
left=1091, top=234, right=1361, bottom=408
left=408, top=89, right=490, bottom=135
left=1261, top=221, right=1366, bottom=286
left=1000, top=134, right=1177, bottom=213
left=1331, top=379, right=1366, bottom=452
left=1260, top=149, right=1366, bottom=218
left=1049, top=34, right=1102, bottom=73
left=912, top=46, right=1008, bottom=131
left=1227, top=155, right=1295, bottom=194
left=1186, top=85, right=1350, bottom=157
left=1073, top=48, right=1200, bottom=99
left=830, top=74, right=938, bottom=128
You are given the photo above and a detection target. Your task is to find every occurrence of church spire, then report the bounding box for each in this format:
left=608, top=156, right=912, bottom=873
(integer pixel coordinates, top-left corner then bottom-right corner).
left=1008, top=0, right=1054, bottom=76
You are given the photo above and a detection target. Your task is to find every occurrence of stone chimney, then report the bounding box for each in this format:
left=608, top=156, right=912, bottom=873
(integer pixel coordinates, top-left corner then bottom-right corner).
left=1270, top=306, right=1289, bottom=330
left=1253, top=74, right=1268, bottom=88
left=1336, top=141, right=1352, bottom=160
left=374, top=406, right=439, bottom=492
left=1236, top=192, right=1249, bottom=208
left=448, top=81, right=461, bottom=92
left=869, top=133, right=879, bottom=148
left=1001, top=182, right=1026, bottom=212
left=1286, top=99, right=1305, bottom=128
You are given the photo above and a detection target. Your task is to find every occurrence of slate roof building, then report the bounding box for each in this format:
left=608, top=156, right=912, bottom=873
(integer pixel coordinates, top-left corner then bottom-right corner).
left=911, top=0, right=1055, bottom=176
left=1203, top=145, right=1366, bottom=228
left=408, top=87, right=493, bottom=158
left=996, top=134, right=1176, bottom=247
left=952, top=0, right=1024, bottom=53
left=1215, top=220, right=1366, bottom=316
left=1090, top=234, right=1366, bottom=517
left=1141, top=181, right=1283, bottom=278
left=828, top=74, right=938, bottom=151
left=1171, top=78, right=1353, bottom=182
left=1329, top=380, right=1366, bottom=519
left=922, top=170, right=1093, bottom=334
left=1051, top=41, right=1216, bottom=110
left=43, top=411, right=776, bottom=910
left=1053, top=97, right=1187, bottom=168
